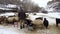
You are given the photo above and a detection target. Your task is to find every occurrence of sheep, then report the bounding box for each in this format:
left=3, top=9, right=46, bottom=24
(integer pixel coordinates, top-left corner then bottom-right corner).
left=32, top=19, right=43, bottom=26
left=7, top=16, right=19, bottom=24
left=56, top=18, right=60, bottom=27
left=43, top=18, right=49, bottom=29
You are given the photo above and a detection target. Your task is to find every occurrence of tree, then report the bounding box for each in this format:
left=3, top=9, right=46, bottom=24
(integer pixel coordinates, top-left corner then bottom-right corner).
left=47, top=0, right=60, bottom=12
left=20, top=0, right=40, bottom=13
left=0, top=0, right=41, bottom=13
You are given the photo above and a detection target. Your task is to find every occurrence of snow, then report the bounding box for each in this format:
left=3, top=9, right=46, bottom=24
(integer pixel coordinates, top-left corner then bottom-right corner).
left=0, top=8, right=13, bottom=10
left=48, top=13, right=60, bottom=18
left=7, top=4, right=17, bottom=8
left=0, top=12, right=15, bottom=17
left=0, top=26, right=18, bottom=34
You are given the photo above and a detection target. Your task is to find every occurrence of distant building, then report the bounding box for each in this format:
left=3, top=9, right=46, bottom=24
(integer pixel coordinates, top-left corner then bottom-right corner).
left=0, top=4, right=19, bottom=13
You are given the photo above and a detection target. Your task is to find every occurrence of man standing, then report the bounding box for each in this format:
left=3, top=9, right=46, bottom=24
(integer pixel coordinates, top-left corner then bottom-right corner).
left=18, top=8, right=26, bottom=29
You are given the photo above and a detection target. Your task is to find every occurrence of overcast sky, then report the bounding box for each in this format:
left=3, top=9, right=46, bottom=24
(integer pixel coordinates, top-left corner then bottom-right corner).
left=31, top=0, right=52, bottom=8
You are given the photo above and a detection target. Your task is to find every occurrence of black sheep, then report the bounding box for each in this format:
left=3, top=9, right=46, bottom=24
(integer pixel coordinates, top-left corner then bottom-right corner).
left=56, top=18, right=60, bottom=27
left=25, top=19, right=34, bottom=30
left=43, top=18, right=49, bottom=29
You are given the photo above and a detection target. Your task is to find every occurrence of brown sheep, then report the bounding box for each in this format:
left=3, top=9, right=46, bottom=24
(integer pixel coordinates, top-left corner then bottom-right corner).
left=7, top=16, right=19, bottom=24
left=32, top=19, right=43, bottom=27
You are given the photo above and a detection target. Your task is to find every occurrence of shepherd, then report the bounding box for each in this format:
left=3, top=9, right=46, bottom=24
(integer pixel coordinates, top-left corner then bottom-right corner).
left=18, top=8, right=26, bottom=29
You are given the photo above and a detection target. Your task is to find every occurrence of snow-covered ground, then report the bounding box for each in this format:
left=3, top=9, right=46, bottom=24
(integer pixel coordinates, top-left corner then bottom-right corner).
left=0, top=24, right=60, bottom=34
left=0, top=12, right=15, bottom=17
left=0, top=25, right=19, bottom=34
